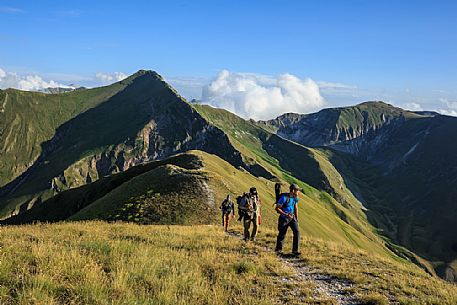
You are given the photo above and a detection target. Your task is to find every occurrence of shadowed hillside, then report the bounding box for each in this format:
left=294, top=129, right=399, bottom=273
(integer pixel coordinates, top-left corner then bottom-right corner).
left=0, top=81, right=128, bottom=186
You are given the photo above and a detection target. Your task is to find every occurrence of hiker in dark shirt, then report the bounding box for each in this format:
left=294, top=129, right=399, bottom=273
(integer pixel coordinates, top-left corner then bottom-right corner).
left=275, top=183, right=301, bottom=256
left=220, top=194, right=235, bottom=232
left=242, top=187, right=261, bottom=241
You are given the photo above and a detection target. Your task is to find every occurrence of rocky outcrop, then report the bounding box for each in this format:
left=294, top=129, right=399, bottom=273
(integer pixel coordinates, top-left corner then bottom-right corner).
left=265, top=102, right=412, bottom=158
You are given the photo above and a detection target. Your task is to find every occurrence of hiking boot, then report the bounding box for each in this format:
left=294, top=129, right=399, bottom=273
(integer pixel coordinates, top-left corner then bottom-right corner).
left=292, top=251, right=301, bottom=257
left=275, top=249, right=283, bottom=255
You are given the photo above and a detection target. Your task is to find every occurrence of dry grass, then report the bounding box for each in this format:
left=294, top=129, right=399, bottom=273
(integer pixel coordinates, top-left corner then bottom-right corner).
left=0, top=222, right=296, bottom=305
left=0, top=221, right=456, bottom=305
left=255, top=231, right=457, bottom=305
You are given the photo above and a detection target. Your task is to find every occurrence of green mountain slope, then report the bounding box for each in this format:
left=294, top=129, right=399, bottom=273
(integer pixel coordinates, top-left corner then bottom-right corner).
left=0, top=81, right=128, bottom=187
left=2, top=150, right=392, bottom=259
left=193, top=104, right=386, bottom=246
left=0, top=71, right=249, bottom=218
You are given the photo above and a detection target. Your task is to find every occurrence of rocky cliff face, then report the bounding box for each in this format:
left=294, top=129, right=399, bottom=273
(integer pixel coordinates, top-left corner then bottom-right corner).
left=265, top=101, right=424, bottom=159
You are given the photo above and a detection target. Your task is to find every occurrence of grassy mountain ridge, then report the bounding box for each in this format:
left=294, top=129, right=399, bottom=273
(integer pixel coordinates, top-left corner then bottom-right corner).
left=1, top=150, right=392, bottom=260
left=0, top=70, right=250, bottom=218
left=1, top=153, right=207, bottom=225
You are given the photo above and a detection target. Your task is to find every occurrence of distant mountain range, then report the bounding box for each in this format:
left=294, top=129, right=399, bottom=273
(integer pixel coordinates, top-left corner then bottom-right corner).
left=0, top=70, right=455, bottom=282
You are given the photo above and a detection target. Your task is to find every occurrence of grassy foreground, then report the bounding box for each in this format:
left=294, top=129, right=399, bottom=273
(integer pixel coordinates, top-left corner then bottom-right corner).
left=0, top=222, right=456, bottom=305
left=0, top=222, right=291, bottom=305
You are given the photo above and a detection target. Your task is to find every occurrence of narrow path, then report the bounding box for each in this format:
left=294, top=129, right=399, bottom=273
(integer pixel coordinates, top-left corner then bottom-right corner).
left=277, top=255, right=361, bottom=305
left=226, top=229, right=362, bottom=305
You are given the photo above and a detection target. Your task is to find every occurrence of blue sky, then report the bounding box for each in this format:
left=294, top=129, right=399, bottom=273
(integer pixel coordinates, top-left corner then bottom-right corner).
left=1, top=0, right=456, bottom=118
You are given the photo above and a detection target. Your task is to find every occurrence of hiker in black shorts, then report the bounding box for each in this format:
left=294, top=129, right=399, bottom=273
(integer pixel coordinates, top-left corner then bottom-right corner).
left=220, top=194, right=235, bottom=231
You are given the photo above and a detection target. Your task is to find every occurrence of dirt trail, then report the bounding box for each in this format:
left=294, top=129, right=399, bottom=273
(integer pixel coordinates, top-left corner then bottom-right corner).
left=277, top=255, right=362, bottom=305
left=226, top=230, right=362, bottom=305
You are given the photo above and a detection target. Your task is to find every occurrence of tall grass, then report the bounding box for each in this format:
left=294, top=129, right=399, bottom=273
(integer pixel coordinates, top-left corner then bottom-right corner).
left=0, top=221, right=456, bottom=304
left=0, top=222, right=292, bottom=305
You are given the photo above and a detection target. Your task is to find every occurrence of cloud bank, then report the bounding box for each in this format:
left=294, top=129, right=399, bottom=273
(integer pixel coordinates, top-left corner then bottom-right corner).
left=400, top=102, right=423, bottom=111
left=438, top=99, right=457, bottom=116
left=0, top=68, right=128, bottom=91
left=0, top=68, right=70, bottom=91
left=201, top=70, right=325, bottom=120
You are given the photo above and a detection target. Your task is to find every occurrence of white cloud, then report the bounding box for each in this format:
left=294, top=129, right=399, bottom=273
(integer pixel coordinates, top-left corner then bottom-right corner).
left=437, top=99, right=457, bottom=116
left=95, top=72, right=127, bottom=84
left=201, top=70, right=325, bottom=120
left=439, top=109, right=457, bottom=116
left=400, top=102, right=423, bottom=111
left=0, top=68, right=131, bottom=91
left=0, top=68, right=70, bottom=91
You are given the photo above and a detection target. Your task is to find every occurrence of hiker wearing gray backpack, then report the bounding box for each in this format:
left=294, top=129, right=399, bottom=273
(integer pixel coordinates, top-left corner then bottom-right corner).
left=241, top=187, right=261, bottom=241
left=220, top=194, right=235, bottom=232
left=275, top=183, right=301, bottom=256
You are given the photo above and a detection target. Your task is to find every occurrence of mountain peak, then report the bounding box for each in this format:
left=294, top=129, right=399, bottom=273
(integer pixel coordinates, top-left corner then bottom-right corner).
left=123, top=69, right=163, bottom=82
left=354, top=101, right=403, bottom=111
left=357, top=100, right=391, bottom=107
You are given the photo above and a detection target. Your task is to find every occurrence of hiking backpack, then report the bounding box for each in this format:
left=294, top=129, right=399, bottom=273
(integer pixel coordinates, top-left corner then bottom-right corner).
left=222, top=198, right=233, bottom=213
left=274, top=183, right=292, bottom=213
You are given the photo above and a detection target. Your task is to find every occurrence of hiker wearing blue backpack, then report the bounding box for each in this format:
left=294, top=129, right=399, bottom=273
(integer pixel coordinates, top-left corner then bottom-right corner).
left=275, top=183, right=301, bottom=256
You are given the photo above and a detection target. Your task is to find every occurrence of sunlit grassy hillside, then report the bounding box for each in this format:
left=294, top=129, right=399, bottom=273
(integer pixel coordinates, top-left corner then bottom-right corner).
left=4, top=149, right=392, bottom=260
left=0, top=222, right=456, bottom=305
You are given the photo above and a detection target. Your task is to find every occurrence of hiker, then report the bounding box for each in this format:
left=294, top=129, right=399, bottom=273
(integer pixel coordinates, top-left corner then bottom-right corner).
left=236, top=193, right=248, bottom=221
left=242, top=187, right=261, bottom=241
left=220, top=194, right=235, bottom=231
left=275, top=183, right=301, bottom=256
